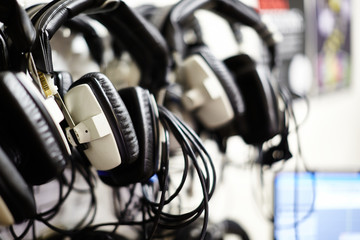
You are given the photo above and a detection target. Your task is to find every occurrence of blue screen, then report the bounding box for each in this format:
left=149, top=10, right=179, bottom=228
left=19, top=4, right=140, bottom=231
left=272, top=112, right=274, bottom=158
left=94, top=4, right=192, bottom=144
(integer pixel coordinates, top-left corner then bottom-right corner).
left=274, top=172, right=360, bottom=240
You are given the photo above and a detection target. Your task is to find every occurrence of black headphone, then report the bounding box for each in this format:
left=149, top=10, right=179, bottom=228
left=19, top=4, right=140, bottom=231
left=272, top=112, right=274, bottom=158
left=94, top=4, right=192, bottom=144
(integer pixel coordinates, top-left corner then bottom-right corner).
left=0, top=0, right=71, bottom=186
left=31, top=0, right=161, bottom=186
left=151, top=0, right=291, bottom=162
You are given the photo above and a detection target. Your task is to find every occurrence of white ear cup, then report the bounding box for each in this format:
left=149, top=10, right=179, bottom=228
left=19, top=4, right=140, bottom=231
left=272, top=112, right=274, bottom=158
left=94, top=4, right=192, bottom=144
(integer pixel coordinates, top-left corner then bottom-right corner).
left=64, top=84, right=121, bottom=170
left=0, top=196, right=14, bottom=226
left=177, top=55, right=234, bottom=129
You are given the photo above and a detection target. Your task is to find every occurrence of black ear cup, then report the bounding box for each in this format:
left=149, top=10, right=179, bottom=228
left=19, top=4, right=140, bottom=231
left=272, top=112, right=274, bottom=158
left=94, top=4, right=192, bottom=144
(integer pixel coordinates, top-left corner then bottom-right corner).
left=99, top=87, right=157, bottom=186
left=68, top=72, right=139, bottom=165
left=0, top=146, right=36, bottom=226
left=53, top=71, right=73, bottom=98
left=0, top=72, right=69, bottom=185
left=224, top=54, right=282, bottom=144
left=189, top=45, right=245, bottom=117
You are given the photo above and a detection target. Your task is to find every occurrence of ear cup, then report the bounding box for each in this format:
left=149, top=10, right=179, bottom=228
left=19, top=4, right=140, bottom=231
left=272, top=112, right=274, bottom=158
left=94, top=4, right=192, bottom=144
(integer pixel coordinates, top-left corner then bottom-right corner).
left=53, top=71, right=73, bottom=98
left=0, top=146, right=36, bottom=225
left=224, top=54, right=282, bottom=144
left=189, top=45, right=245, bottom=121
left=98, top=87, right=156, bottom=186
left=0, top=72, right=68, bottom=185
left=69, top=72, right=139, bottom=164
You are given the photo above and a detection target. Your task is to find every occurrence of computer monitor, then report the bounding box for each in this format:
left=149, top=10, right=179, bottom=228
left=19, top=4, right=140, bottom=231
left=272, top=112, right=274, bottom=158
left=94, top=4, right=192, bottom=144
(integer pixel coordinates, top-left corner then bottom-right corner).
left=273, top=172, right=360, bottom=240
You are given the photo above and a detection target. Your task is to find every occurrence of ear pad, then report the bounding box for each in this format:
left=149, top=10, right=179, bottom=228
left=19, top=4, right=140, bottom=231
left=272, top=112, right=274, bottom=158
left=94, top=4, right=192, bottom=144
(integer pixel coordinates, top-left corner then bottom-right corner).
left=67, top=72, right=139, bottom=165
left=0, top=146, right=36, bottom=225
left=0, top=72, right=68, bottom=185
left=98, top=87, right=156, bottom=186
left=188, top=45, right=245, bottom=127
left=53, top=71, right=73, bottom=98
left=224, top=54, right=282, bottom=144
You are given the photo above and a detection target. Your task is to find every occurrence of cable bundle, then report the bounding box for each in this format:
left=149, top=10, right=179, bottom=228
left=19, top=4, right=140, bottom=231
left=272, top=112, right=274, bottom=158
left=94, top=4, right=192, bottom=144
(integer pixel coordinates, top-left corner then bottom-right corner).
left=141, top=106, right=216, bottom=239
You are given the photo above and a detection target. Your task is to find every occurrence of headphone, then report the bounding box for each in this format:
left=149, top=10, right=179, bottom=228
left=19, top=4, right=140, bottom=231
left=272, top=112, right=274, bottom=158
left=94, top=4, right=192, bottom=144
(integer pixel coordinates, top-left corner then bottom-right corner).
left=0, top=0, right=71, bottom=227
left=0, top=0, right=71, bottom=186
left=149, top=0, right=291, bottom=162
left=144, top=1, right=245, bottom=133
left=30, top=0, right=162, bottom=186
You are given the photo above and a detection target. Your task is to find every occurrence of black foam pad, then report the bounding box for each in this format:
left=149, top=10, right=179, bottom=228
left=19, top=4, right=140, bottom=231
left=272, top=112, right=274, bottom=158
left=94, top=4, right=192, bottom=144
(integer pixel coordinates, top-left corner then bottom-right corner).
left=224, top=54, right=281, bottom=144
left=189, top=45, right=245, bottom=118
left=0, top=146, right=36, bottom=224
left=53, top=71, right=73, bottom=99
left=71, top=73, right=139, bottom=163
left=99, top=87, right=156, bottom=186
left=0, top=72, right=68, bottom=185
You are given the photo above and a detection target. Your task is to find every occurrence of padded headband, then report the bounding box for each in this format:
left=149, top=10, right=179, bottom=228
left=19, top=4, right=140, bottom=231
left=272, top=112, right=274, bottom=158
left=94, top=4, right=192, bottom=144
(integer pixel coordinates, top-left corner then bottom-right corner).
left=31, top=0, right=120, bottom=73
left=162, top=0, right=276, bottom=66
left=0, top=0, right=36, bottom=52
left=92, top=2, right=169, bottom=93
